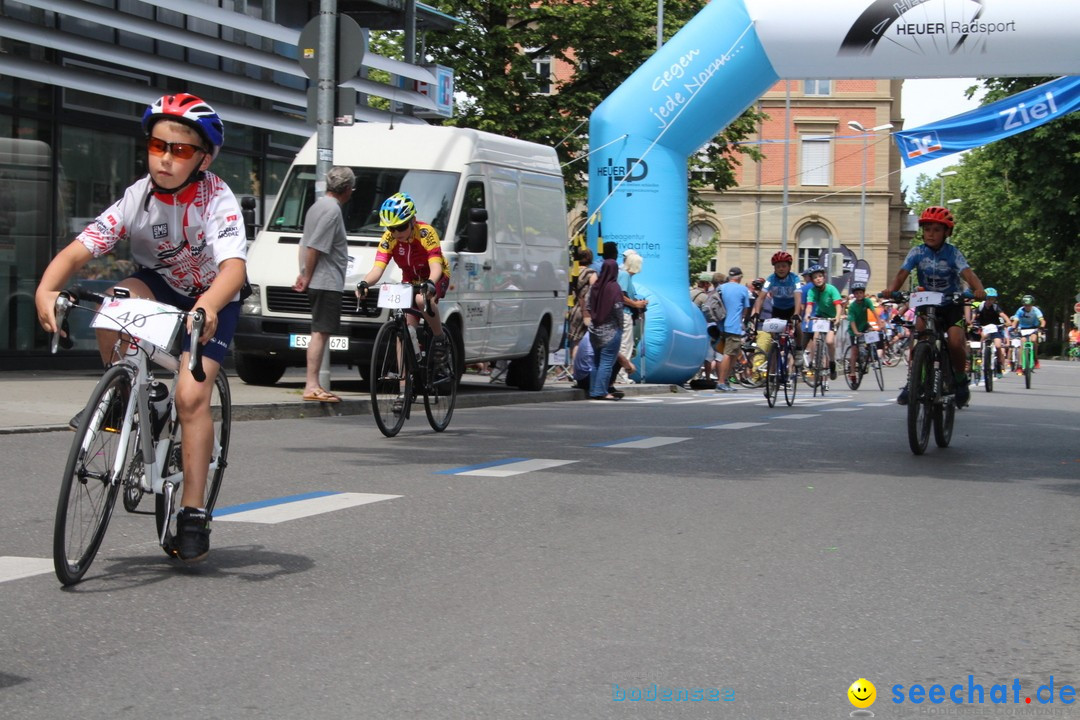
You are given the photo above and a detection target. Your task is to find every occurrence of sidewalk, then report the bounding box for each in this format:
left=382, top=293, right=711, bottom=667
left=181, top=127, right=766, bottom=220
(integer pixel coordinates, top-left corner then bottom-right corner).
left=0, top=366, right=676, bottom=435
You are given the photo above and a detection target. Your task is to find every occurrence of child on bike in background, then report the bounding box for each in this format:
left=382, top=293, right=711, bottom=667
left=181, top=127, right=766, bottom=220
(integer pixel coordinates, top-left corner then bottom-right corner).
left=802, top=264, right=842, bottom=380
left=846, top=283, right=882, bottom=384
left=1011, top=294, right=1046, bottom=370
left=355, top=192, right=450, bottom=361
left=883, top=206, right=985, bottom=408
left=34, top=93, right=247, bottom=563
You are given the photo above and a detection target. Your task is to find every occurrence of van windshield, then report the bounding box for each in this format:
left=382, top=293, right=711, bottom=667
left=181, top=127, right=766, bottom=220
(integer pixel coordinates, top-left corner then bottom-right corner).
left=268, top=166, right=459, bottom=239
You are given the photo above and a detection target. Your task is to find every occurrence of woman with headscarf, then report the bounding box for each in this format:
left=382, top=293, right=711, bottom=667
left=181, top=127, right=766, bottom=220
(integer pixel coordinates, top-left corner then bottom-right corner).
left=583, top=258, right=624, bottom=400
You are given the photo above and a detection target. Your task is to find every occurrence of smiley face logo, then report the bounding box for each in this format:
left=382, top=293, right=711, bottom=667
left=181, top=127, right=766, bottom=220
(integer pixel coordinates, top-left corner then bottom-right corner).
left=847, top=678, right=876, bottom=708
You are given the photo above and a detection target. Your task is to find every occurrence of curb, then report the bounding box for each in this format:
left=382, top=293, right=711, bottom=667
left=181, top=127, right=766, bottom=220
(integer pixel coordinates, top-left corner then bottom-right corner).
left=0, top=383, right=685, bottom=436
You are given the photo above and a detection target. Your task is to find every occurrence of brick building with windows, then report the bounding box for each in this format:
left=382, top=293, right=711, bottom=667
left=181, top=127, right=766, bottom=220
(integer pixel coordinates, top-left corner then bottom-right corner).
left=687, top=79, right=913, bottom=286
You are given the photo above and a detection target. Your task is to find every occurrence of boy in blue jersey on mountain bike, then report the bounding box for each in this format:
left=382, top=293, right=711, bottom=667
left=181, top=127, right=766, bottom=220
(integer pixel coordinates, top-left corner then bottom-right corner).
left=883, top=206, right=985, bottom=408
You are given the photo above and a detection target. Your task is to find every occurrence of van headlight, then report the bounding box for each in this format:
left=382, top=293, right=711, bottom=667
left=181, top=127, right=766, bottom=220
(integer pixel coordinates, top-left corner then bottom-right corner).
left=241, top=283, right=261, bottom=316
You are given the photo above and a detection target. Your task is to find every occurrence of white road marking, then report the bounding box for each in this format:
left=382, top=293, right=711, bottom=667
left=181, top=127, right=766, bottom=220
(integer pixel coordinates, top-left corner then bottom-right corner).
left=771, top=413, right=820, bottom=420
left=216, top=492, right=401, bottom=524
left=701, top=422, right=768, bottom=430
left=0, top=556, right=53, bottom=584
left=454, top=459, right=578, bottom=477
left=602, top=437, right=692, bottom=449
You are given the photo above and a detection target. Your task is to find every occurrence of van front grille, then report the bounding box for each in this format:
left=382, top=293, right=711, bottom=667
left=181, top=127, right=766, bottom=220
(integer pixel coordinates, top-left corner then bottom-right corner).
left=265, top=286, right=382, bottom=318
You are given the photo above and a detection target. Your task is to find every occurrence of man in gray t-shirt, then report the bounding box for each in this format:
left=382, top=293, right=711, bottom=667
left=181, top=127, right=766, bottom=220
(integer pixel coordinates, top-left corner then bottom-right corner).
left=293, top=166, right=354, bottom=402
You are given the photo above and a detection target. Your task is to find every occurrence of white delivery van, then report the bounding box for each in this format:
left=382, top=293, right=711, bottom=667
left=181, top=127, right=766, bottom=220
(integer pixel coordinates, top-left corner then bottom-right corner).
left=234, top=123, right=568, bottom=390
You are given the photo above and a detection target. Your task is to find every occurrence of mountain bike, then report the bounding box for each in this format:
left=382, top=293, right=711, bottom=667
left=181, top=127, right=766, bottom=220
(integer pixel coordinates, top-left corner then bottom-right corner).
left=980, top=324, right=1000, bottom=392
left=50, top=288, right=231, bottom=585
left=1018, top=327, right=1039, bottom=389
left=845, top=330, right=885, bottom=391
left=900, top=290, right=964, bottom=455
left=367, top=283, right=458, bottom=437
left=762, top=318, right=798, bottom=408
left=805, top=317, right=834, bottom=397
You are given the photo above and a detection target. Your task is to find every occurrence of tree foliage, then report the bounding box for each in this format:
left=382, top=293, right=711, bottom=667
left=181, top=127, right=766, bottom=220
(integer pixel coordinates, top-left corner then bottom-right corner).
left=421, top=0, right=763, bottom=216
left=908, top=77, right=1080, bottom=347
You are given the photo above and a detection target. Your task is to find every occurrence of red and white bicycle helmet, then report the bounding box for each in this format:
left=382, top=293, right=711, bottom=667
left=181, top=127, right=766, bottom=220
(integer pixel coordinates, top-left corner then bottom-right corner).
left=142, top=93, right=225, bottom=158
left=771, top=251, right=793, bottom=265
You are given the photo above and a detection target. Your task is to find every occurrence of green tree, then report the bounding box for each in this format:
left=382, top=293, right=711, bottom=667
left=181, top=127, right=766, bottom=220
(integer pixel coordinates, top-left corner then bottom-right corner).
left=422, top=0, right=763, bottom=214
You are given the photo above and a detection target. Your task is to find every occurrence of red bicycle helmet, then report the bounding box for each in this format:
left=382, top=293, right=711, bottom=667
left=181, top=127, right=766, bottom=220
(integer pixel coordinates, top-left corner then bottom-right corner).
left=771, top=251, right=793, bottom=265
left=918, top=206, right=954, bottom=229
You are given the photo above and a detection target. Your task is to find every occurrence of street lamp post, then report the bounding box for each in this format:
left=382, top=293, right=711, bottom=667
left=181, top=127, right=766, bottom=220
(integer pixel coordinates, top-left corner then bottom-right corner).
left=847, top=121, right=894, bottom=262
left=938, top=170, right=958, bottom=206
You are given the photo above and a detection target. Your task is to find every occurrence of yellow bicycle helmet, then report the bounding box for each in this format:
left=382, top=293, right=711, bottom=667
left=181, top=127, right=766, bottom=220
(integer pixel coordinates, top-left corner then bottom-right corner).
left=379, top=192, right=417, bottom=227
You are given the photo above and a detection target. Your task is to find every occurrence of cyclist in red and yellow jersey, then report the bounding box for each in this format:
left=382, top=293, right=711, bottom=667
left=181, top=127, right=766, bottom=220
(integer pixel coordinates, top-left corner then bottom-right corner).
left=355, top=192, right=451, bottom=361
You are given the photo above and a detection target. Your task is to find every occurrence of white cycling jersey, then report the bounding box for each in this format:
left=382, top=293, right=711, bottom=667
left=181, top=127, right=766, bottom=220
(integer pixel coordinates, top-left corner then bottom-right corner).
left=77, top=173, right=246, bottom=299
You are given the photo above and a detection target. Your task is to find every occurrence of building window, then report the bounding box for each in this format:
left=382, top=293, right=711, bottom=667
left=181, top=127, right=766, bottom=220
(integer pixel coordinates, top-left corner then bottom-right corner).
left=804, top=79, right=831, bottom=96
left=529, top=54, right=552, bottom=95
left=800, top=135, right=831, bottom=186
left=796, top=223, right=831, bottom=273
left=688, top=221, right=716, bottom=248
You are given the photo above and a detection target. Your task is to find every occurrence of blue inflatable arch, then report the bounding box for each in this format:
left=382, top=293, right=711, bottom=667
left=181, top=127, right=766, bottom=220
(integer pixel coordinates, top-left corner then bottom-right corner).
left=587, top=0, right=1080, bottom=384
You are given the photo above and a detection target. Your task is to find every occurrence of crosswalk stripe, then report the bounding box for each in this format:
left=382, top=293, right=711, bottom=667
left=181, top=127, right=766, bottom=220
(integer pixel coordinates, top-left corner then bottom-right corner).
left=216, top=492, right=401, bottom=524
left=860, top=402, right=895, bottom=407
left=595, top=436, right=692, bottom=449
left=0, top=556, right=53, bottom=584
left=771, top=413, right=820, bottom=420
left=443, top=458, right=578, bottom=477
left=821, top=407, right=862, bottom=412
left=699, top=422, right=768, bottom=430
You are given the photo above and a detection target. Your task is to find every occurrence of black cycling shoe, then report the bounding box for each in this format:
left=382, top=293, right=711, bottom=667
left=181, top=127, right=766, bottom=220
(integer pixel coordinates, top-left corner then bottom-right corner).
left=68, top=409, right=83, bottom=431
left=955, top=381, right=971, bottom=408
left=829, top=361, right=837, bottom=380
left=896, top=386, right=909, bottom=406
left=175, top=507, right=211, bottom=563
left=430, top=334, right=449, bottom=366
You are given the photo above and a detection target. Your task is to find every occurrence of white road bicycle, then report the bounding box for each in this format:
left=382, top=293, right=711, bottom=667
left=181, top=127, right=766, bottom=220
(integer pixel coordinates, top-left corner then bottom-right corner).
left=50, top=288, right=231, bottom=585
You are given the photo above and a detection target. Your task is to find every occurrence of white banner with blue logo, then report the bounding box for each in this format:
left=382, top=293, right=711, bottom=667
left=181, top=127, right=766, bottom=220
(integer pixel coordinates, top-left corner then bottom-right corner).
left=895, top=76, right=1080, bottom=168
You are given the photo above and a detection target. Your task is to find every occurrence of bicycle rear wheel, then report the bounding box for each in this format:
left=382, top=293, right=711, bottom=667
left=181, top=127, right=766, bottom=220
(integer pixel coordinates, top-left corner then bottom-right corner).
left=370, top=321, right=412, bottom=437
left=54, top=364, right=131, bottom=585
left=764, top=346, right=780, bottom=408
left=907, top=343, right=933, bottom=455
left=933, top=391, right=955, bottom=448
left=424, top=328, right=458, bottom=432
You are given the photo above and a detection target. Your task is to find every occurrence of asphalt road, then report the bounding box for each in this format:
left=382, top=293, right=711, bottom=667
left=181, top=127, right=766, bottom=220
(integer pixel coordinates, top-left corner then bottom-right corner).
left=3, top=362, right=1080, bottom=719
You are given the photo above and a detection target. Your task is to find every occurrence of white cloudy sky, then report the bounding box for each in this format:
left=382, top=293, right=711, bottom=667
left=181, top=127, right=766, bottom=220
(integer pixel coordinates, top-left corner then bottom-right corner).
left=898, top=77, right=985, bottom=195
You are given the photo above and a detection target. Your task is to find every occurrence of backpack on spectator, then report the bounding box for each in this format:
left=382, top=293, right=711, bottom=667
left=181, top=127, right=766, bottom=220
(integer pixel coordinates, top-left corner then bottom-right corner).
left=701, top=288, right=727, bottom=325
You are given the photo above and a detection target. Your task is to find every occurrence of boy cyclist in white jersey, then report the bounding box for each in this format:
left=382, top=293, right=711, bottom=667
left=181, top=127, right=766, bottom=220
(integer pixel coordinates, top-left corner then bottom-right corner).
left=35, top=93, right=247, bottom=563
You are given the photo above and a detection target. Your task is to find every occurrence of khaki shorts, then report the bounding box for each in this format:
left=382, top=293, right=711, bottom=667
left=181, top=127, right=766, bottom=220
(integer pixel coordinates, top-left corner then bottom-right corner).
left=714, top=333, right=743, bottom=357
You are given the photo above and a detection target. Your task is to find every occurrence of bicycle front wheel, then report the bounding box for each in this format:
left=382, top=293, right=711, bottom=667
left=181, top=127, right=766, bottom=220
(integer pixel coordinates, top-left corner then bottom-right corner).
left=983, top=345, right=994, bottom=392
left=765, top=346, right=780, bottom=408
left=783, top=348, right=798, bottom=406
left=1024, top=345, right=1033, bottom=389
left=370, top=321, right=412, bottom=437
left=54, top=364, right=131, bottom=585
left=844, top=354, right=861, bottom=390
left=424, top=329, right=458, bottom=432
left=871, top=354, right=885, bottom=391
left=907, top=343, right=933, bottom=455
left=813, top=339, right=827, bottom=397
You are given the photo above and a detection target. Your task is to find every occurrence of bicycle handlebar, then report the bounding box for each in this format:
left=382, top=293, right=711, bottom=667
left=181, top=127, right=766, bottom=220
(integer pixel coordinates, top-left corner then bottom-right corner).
left=53, top=286, right=207, bottom=382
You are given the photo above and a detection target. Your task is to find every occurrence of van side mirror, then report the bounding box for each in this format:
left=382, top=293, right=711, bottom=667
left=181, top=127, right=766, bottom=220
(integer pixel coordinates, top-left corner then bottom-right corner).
left=240, top=196, right=258, bottom=243
left=457, top=207, right=488, bottom=253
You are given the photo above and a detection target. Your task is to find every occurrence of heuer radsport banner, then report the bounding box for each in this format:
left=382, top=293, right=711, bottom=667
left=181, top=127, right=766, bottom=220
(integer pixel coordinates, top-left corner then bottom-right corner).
left=894, top=76, right=1080, bottom=168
